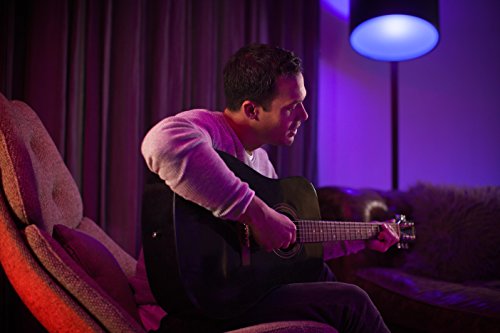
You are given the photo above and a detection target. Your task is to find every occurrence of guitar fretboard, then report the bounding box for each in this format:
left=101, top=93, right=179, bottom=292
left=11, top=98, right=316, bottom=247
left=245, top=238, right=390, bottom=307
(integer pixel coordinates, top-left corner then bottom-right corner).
left=296, top=220, right=386, bottom=243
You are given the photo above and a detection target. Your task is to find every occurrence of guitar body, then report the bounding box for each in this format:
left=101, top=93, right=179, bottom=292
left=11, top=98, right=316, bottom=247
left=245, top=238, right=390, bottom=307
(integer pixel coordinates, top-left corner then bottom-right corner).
left=142, top=151, right=324, bottom=320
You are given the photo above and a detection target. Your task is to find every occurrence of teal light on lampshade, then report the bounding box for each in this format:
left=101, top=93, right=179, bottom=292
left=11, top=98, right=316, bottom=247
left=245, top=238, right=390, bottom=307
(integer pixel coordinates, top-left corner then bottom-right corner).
left=350, top=0, right=440, bottom=61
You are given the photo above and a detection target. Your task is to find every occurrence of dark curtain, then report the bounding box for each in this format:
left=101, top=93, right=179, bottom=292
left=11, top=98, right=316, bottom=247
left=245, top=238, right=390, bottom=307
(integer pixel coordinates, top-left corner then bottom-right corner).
left=0, top=0, right=319, bottom=256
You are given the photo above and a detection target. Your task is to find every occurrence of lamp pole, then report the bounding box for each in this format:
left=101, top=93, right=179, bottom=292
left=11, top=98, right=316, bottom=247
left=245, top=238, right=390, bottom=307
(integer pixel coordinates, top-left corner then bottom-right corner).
left=391, top=61, right=399, bottom=190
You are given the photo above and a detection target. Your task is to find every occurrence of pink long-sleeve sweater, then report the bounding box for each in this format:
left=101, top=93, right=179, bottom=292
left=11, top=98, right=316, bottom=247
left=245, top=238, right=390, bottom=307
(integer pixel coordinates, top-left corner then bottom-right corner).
left=141, top=109, right=277, bottom=221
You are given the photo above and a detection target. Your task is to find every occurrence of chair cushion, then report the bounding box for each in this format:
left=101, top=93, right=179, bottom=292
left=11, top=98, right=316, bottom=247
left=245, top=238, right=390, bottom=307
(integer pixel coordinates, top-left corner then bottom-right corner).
left=25, top=224, right=145, bottom=333
left=52, top=224, right=140, bottom=321
left=0, top=93, right=82, bottom=232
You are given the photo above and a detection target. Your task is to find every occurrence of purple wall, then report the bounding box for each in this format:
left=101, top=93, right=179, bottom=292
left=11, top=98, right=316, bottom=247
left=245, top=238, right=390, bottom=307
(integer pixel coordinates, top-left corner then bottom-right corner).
left=318, top=0, right=500, bottom=189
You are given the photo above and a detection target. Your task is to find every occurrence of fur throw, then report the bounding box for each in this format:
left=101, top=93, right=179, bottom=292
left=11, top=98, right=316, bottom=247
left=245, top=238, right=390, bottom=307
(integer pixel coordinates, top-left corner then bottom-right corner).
left=403, top=183, right=500, bottom=282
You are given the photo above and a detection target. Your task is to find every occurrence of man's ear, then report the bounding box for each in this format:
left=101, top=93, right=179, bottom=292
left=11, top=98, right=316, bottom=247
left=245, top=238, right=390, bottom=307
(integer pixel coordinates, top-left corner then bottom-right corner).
left=243, top=101, right=259, bottom=120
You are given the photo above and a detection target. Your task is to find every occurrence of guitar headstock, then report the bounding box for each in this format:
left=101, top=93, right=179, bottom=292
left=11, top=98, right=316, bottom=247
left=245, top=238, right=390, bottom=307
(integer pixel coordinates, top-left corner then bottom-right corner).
left=395, top=214, right=416, bottom=249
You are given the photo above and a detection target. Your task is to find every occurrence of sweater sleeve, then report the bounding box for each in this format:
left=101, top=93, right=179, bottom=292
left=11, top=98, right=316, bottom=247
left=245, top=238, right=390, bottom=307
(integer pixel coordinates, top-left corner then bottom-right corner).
left=323, top=240, right=366, bottom=260
left=141, top=115, right=254, bottom=221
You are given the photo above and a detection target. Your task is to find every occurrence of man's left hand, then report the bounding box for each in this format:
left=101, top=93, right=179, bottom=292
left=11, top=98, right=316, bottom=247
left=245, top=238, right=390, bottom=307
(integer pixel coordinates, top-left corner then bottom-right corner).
left=365, top=220, right=400, bottom=252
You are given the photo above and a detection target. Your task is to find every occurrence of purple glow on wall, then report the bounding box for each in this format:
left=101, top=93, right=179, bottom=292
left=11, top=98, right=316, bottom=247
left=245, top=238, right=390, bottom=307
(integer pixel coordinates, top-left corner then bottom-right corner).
left=398, top=0, right=500, bottom=188
left=318, top=0, right=500, bottom=189
left=321, top=0, right=349, bottom=19
left=318, top=0, right=391, bottom=189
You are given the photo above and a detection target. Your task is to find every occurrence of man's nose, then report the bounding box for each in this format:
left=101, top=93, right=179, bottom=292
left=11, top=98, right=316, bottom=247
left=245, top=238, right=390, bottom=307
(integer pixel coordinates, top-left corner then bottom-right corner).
left=299, top=103, right=308, bottom=122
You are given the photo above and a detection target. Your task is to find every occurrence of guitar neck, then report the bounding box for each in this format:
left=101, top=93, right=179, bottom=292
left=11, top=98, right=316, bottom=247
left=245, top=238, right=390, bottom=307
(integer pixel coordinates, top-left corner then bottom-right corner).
left=296, top=220, right=392, bottom=243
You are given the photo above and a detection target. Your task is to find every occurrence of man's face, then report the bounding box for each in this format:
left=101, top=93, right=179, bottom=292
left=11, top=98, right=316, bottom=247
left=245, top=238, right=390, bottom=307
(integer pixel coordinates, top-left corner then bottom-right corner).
left=256, top=73, right=308, bottom=146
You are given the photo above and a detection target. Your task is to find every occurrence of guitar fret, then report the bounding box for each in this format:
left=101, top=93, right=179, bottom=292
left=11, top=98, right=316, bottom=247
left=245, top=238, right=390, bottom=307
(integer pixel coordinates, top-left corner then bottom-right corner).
left=296, top=220, right=382, bottom=243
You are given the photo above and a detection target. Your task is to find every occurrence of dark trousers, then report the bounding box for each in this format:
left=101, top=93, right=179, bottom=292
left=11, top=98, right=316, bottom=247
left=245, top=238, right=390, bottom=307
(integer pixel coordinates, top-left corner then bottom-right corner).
left=156, top=265, right=390, bottom=333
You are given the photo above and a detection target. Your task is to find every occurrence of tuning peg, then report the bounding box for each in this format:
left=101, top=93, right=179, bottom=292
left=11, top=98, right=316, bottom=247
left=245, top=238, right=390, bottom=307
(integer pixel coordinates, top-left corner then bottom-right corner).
left=395, top=214, right=407, bottom=224
left=397, top=242, right=409, bottom=250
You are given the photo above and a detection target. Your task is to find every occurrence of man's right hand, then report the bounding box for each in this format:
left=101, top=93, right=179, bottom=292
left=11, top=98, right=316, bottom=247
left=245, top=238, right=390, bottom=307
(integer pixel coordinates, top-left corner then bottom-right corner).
left=238, top=196, right=297, bottom=251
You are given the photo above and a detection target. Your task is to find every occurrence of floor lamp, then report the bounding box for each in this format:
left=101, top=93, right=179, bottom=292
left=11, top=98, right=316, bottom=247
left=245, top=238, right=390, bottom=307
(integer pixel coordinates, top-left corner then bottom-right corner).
left=349, top=0, right=440, bottom=189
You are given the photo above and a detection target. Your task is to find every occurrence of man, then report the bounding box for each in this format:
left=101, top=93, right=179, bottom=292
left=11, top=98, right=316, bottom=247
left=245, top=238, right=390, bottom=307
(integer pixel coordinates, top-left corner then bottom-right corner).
left=141, top=44, right=399, bottom=332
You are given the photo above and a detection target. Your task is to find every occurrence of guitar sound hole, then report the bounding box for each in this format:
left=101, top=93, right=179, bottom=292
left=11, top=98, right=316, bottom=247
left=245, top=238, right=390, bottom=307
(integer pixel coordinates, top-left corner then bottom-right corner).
left=272, top=203, right=303, bottom=259
left=273, top=243, right=302, bottom=259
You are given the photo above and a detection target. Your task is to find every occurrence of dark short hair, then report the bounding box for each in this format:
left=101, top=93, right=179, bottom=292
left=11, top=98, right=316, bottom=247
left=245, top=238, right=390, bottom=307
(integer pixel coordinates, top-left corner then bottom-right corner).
left=223, top=44, right=303, bottom=111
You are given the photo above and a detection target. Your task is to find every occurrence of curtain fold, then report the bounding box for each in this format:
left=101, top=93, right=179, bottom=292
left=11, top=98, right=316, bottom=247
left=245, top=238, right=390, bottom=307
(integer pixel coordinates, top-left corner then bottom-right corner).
left=1, top=0, right=319, bottom=256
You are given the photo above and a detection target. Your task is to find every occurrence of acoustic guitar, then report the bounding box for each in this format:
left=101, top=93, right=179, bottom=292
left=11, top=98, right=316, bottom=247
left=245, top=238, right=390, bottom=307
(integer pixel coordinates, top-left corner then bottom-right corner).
left=141, top=150, right=415, bottom=320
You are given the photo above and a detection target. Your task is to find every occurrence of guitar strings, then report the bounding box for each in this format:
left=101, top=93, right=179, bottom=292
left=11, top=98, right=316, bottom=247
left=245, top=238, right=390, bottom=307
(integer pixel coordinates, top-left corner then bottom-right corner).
left=294, top=221, right=384, bottom=241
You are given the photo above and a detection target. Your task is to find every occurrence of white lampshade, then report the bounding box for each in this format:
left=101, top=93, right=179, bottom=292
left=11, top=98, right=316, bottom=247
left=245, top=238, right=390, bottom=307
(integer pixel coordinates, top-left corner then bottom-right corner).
left=350, top=0, right=440, bottom=61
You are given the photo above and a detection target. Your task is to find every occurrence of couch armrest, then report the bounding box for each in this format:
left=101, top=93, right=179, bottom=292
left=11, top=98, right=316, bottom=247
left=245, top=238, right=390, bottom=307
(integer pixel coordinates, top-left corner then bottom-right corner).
left=317, top=186, right=411, bottom=282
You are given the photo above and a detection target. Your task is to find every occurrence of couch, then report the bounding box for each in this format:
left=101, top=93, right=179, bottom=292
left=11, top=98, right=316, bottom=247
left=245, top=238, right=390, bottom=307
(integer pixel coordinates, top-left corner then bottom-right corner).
left=317, top=184, right=500, bottom=333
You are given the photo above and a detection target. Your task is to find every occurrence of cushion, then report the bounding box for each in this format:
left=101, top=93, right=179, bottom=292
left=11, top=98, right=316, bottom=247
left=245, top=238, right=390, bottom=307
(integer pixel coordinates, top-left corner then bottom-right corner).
left=357, top=268, right=500, bottom=318
left=354, top=268, right=500, bottom=332
left=52, top=224, right=140, bottom=321
left=76, top=217, right=137, bottom=277
left=403, top=183, right=500, bottom=282
left=24, top=224, right=145, bottom=333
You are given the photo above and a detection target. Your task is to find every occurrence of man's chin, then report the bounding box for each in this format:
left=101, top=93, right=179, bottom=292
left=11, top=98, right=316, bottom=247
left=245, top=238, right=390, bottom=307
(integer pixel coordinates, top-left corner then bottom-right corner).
left=270, top=136, right=295, bottom=146
left=283, top=137, right=295, bottom=146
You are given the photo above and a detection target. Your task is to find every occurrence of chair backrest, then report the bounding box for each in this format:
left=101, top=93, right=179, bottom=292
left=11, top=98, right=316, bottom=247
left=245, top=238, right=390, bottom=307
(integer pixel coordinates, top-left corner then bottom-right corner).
left=0, top=95, right=82, bottom=232
left=0, top=92, right=145, bottom=332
